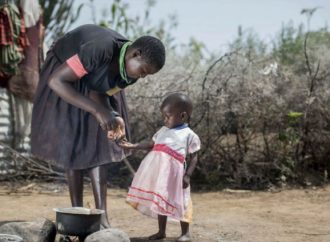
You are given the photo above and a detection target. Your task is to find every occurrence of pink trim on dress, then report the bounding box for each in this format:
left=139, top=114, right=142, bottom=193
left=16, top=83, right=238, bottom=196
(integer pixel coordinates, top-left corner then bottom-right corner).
left=130, top=186, right=177, bottom=209
left=66, top=54, right=88, bottom=78
left=127, top=194, right=175, bottom=216
left=152, top=144, right=185, bottom=163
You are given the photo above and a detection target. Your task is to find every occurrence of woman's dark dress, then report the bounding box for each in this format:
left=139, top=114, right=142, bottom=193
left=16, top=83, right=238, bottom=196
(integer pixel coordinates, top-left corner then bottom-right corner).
left=31, top=25, right=135, bottom=170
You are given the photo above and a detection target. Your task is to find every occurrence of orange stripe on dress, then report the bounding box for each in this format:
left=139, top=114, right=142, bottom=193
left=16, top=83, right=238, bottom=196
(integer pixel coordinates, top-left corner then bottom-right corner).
left=66, top=54, right=88, bottom=78
left=152, top=144, right=185, bottom=163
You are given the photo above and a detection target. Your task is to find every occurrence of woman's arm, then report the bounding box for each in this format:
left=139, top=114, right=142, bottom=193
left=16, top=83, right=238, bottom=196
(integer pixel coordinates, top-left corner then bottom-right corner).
left=89, top=90, right=125, bottom=137
left=48, top=63, right=118, bottom=131
left=88, top=90, right=109, bottom=107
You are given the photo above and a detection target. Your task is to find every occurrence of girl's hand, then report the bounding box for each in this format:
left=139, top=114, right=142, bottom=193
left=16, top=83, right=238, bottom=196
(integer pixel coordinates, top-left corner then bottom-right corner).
left=116, top=140, right=137, bottom=149
left=183, top=174, right=190, bottom=188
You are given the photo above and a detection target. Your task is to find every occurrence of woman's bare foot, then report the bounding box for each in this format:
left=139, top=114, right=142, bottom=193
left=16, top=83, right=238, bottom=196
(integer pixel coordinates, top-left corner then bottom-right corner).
left=148, top=232, right=166, bottom=240
left=176, top=233, right=191, bottom=242
left=100, top=214, right=111, bottom=229
left=100, top=223, right=110, bottom=230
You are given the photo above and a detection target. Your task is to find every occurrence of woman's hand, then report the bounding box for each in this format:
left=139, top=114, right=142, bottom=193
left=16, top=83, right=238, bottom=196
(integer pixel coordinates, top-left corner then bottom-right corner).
left=94, top=107, right=114, bottom=130
left=94, top=108, right=126, bottom=139
left=107, top=117, right=126, bottom=141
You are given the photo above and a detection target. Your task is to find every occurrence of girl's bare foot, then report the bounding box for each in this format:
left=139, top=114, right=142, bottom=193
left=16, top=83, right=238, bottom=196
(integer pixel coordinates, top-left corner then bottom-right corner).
left=148, top=232, right=166, bottom=240
left=176, top=233, right=191, bottom=242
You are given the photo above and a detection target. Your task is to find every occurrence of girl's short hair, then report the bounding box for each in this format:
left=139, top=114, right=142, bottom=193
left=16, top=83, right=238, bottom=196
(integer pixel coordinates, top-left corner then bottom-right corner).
left=131, top=36, right=166, bottom=71
left=161, top=93, right=193, bottom=116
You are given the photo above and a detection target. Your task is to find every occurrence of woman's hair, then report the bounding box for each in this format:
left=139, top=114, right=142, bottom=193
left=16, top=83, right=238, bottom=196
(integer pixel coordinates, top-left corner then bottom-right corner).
left=131, top=36, right=166, bottom=71
left=161, top=93, right=193, bottom=117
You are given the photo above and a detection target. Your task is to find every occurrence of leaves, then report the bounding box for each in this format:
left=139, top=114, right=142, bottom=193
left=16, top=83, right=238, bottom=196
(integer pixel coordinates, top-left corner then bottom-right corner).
left=40, top=0, right=83, bottom=42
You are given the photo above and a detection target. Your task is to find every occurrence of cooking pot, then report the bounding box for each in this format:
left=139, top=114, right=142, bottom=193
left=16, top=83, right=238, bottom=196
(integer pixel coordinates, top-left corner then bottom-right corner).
left=54, top=207, right=104, bottom=238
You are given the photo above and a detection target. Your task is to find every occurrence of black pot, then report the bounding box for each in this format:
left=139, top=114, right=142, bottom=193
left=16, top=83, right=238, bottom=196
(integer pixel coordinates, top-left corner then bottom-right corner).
left=54, top=207, right=104, bottom=238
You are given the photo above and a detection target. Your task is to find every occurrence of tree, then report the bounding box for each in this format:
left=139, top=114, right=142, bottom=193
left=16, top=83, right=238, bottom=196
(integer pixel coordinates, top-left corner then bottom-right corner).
left=88, top=0, right=178, bottom=48
left=39, top=0, right=83, bottom=42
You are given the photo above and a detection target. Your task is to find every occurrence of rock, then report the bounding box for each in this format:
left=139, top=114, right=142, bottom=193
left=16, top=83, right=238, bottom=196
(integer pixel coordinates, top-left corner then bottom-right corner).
left=0, top=218, right=56, bottom=242
left=0, top=234, right=23, bottom=242
left=85, top=228, right=130, bottom=242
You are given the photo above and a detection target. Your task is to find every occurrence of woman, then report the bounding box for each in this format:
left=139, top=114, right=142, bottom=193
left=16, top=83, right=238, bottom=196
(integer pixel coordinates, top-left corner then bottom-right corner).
left=31, top=24, right=166, bottom=228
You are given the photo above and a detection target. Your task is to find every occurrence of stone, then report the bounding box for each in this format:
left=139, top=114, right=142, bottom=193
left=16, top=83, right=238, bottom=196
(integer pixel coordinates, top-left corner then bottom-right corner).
left=0, top=234, right=23, bottom=242
left=85, top=228, right=130, bottom=242
left=0, top=218, right=56, bottom=242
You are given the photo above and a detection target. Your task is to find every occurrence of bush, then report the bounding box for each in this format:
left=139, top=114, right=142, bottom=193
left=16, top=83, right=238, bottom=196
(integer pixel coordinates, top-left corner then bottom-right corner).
left=125, top=31, right=330, bottom=190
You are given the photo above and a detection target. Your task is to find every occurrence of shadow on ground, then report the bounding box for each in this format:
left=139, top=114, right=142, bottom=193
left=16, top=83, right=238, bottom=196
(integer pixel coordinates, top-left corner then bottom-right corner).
left=131, top=237, right=177, bottom=242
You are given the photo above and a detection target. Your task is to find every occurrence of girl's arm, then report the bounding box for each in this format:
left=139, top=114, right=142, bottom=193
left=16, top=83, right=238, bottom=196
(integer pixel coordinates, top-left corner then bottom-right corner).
left=48, top=64, right=122, bottom=133
left=183, top=152, right=198, bottom=188
left=116, top=139, right=154, bottom=151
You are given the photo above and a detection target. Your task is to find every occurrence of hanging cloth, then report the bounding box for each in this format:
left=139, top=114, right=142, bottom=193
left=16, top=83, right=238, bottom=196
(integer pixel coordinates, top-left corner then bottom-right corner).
left=8, top=0, right=43, bottom=100
left=0, top=2, right=28, bottom=82
left=0, top=5, right=13, bottom=45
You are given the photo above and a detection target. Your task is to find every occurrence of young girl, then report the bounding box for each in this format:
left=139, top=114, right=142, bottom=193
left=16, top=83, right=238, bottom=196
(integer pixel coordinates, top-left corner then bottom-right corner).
left=115, top=93, right=201, bottom=241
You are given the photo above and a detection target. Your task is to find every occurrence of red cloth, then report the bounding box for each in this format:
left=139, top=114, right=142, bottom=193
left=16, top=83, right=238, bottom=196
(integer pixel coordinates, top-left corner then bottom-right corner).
left=0, top=7, right=13, bottom=45
left=17, top=6, right=29, bottom=50
left=66, top=54, right=88, bottom=78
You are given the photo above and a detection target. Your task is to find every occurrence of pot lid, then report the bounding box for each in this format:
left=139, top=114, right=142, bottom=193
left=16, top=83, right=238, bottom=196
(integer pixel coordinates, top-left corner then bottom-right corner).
left=53, top=207, right=104, bottom=215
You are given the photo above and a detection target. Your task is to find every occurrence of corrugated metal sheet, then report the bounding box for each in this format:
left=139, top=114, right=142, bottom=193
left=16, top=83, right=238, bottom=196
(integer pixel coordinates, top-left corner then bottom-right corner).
left=0, top=88, right=31, bottom=175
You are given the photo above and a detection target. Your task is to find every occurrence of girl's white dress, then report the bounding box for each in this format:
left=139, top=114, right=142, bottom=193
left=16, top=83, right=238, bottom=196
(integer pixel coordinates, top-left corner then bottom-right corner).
left=126, top=124, right=201, bottom=222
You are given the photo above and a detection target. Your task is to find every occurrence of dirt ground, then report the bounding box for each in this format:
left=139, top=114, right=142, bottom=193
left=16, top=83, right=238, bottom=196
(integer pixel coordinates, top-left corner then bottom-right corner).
left=0, top=182, right=330, bottom=242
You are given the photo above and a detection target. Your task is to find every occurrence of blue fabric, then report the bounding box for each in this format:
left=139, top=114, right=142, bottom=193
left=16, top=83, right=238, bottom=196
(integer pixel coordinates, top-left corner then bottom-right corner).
left=172, top=123, right=188, bottom=130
